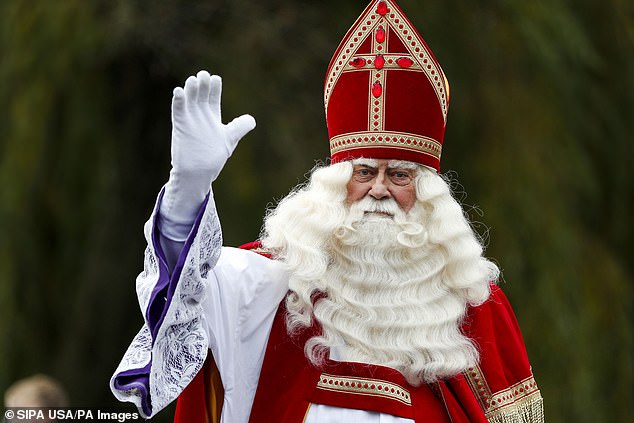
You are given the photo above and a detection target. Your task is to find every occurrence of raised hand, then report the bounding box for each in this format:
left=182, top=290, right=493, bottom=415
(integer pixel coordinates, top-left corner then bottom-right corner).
left=163, top=71, right=256, bottom=227
left=170, top=70, right=256, bottom=185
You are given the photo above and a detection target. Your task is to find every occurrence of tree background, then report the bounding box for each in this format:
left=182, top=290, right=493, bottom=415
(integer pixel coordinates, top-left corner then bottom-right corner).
left=0, top=0, right=631, bottom=422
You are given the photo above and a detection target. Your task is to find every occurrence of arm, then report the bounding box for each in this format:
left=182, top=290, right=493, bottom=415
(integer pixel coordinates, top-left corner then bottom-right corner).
left=110, top=71, right=256, bottom=418
left=159, top=71, right=255, bottom=269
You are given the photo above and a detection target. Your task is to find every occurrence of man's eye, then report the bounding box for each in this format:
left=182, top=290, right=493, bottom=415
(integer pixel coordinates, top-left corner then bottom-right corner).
left=354, top=168, right=373, bottom=178
left=391, top=171, right=410, bottom=178
left=390, top=170, right=413, bottom=185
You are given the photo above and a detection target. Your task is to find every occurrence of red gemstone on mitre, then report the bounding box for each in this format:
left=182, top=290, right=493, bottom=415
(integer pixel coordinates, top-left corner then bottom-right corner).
left=372, top=82, right=383, bottom=98
left=376, top=2, right=389, bottom=16
left=374, top=55, right=385, bottom=69
left=376, top=26, right=386, bottom=43
left=396, top=57, right=414, bottom=68
left=350, top=58, right=367, bottom=68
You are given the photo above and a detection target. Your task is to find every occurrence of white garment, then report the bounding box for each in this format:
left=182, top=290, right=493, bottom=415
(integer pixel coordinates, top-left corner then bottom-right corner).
left=111, top=191, right=413, bottom=423
left=204, top=248, right=414, bottom=423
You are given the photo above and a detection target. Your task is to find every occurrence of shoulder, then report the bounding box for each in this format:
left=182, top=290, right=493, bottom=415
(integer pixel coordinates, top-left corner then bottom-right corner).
left=213, top=244, right=288, bottom=295
left=463, top=284, right=525, bottom=350
left=463, top=284, right=530, bottom=368
left=216, top=245, right=281, bottom=275
left=205, top=247, right=288, bottom=325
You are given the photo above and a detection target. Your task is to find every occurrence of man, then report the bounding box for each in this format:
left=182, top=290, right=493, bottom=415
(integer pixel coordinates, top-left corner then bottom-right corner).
left=111, top=1, right=543, bottom=422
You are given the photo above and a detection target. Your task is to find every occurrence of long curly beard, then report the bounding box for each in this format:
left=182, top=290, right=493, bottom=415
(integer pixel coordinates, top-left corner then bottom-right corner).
left=261, top=163, right=497, bottom=385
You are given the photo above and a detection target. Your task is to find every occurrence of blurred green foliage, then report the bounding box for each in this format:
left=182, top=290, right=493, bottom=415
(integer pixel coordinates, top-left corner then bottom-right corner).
left=0, top=1, right=632, bottom=422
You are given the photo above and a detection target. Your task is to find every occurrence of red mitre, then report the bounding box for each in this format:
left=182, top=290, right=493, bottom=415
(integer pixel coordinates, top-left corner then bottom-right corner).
left=325, top=0, right=449, bottom=171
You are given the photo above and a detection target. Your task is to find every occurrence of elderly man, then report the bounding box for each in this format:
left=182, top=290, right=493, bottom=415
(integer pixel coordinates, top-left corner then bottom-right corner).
left=111, top=1, right=543, bottom=422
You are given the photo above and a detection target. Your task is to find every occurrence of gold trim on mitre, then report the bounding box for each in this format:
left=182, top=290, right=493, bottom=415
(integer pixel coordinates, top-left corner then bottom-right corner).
left=329, top=131, right=442, bottom=160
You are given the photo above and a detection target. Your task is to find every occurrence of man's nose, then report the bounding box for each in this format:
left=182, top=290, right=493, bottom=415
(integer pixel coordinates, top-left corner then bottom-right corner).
left=368, top=176, right=391, bottom=200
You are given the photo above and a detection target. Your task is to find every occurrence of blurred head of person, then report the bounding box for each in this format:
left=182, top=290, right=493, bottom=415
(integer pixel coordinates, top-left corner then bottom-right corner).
left=4, top=374, right=69, bottom=408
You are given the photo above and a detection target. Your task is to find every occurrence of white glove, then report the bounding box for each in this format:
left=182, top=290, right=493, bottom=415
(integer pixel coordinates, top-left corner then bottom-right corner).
left=160, top=70, right=256, bottom=240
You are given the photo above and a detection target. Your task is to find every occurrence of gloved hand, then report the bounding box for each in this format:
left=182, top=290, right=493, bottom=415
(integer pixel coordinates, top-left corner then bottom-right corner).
left=161, top=70, right=256, bottom=239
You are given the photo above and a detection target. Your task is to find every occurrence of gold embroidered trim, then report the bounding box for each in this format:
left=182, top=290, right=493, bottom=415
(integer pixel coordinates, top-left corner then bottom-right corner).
left=325, top=0, right=448, bottom=122
left=343, top=55, right=423, bottom=72
left=464, top=366, right=544, bottom=422
left=488, top=376, right=540, bottom=414
left=368, top=71, right=386, bottom=132
left=330, top=131, right=442, bottom=159
left=316, top=373, right=412, bottom=406
left=369, top=27, right=386, bottom=132
left=464, top=365, right=490, bottom=411
left=487, top=391, right=544, bottom=423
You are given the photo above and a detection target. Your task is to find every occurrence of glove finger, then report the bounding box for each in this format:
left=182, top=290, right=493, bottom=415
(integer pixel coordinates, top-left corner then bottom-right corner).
left=208, top=75, right=222, bottom=119
left=184, top=76, right=198, bottom=107
left=172, top=87, right=185, bottom=114
left=225, top=114, right=256, bottom=154
left=196, top=70, right=211, bottom=103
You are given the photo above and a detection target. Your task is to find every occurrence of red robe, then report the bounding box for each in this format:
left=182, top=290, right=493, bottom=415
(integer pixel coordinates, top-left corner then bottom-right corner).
left=175, top=245, right=543, bottom=423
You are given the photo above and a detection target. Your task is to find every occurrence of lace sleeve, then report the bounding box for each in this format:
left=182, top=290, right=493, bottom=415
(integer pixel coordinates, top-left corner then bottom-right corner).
left=110, top=188, right=222, bottom=418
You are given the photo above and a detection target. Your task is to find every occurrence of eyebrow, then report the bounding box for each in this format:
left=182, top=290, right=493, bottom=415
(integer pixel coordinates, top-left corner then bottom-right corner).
left=387, top=160, right=418, bottom=170
left=351, top=158, right=378, bottom=167
left=350, top=158, right=419, bottom=173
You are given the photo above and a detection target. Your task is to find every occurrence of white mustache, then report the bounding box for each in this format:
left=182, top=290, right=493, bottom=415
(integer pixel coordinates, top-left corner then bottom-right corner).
left=341, top=196, right=428, bottom=248
left=347, top=197, right=404, bottom=223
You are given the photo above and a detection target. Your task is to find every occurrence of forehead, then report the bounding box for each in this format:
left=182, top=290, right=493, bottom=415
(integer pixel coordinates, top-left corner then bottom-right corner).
left=351, top=158, right=418, bottom=170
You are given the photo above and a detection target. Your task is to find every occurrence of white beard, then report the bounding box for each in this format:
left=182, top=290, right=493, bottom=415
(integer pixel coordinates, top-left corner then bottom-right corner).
left=305, top=201, right=480, bottom=385
left=261, top=162, right=496, bottom=385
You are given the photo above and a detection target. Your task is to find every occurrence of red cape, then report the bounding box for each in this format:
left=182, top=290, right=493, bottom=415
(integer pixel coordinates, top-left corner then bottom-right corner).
left=175, top=244, right=542, bottom=422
